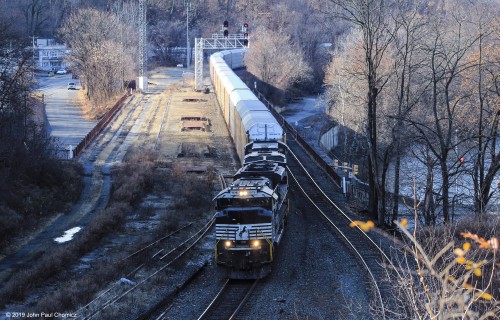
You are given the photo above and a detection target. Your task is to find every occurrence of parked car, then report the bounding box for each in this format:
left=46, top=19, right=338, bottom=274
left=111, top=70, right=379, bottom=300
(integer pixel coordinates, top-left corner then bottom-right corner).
left=56, top=69, right=68, bottom=74
left=67, top=82, right=76, bottom=90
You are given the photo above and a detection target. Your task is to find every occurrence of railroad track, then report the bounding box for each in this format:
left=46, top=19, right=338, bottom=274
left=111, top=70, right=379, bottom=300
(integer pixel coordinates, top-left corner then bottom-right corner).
left=76, top=217, right=214, bottom=320
left=285, top=142, right=397, bottom=318
left=77, top=170, right=230, bottom=319
left=197, top=279, right=259, bottom=320
left=154, top=92, right=171, bottom=150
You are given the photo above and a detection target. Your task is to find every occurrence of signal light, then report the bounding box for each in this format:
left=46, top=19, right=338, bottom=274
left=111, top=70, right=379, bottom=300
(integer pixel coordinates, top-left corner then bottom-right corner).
left=342, top=162, right=348, bottom=173
left=243, top=39, right=248, bottom=47
left=223, top=20, right=228, bottom=28
left=333, top=159, right=338, bottom=169
left=459, top=157, right=464, bottom=164
left=243, top=23, right=248, bottom=29
left=244, top=33, right=248, bottom=38
left=353, top=164, right=359, bottom=175
left=223, top=30, right=229, bottom=37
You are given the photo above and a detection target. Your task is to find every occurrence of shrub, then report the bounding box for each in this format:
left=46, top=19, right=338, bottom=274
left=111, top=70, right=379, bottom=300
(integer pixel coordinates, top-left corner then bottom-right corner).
left=354, top=217, right=500, bottom=319
left=111, top=150, right=156, bottom=205
left=0, top=160, right=82, bottom=252
left=0, top=205, right=22, bottom=247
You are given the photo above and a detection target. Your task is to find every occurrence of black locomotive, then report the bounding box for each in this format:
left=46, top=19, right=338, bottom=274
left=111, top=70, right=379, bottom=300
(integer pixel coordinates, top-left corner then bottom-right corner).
left=214, top=145, right=288, bottom=279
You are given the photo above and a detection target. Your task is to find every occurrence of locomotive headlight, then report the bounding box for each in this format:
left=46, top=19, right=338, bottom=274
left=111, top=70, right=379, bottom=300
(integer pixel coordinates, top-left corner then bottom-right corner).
left=224, top=240, right=233, bottom=248
left=251, top=240, right=261, bottom=248
left=238, top=190, right=249, bottom=197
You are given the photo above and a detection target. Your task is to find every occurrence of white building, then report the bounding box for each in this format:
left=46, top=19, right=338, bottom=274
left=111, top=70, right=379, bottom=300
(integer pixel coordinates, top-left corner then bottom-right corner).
left=32, top=38, right=69, bottom=71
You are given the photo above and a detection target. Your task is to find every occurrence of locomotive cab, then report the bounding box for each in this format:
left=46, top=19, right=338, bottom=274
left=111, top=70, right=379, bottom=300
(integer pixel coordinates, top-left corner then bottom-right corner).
left=243, top=151, right=286, bottom=167
left=243, top=140, right=287, bottom=157
left=214, top=162, right=288, bottom=279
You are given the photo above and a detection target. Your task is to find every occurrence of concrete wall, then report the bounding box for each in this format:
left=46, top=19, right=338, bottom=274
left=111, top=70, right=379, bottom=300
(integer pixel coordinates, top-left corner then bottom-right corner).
left=319, top=125, right=338, bottom=151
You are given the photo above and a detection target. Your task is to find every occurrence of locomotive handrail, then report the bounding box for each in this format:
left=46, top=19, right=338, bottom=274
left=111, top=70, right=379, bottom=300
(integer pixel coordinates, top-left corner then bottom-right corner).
left=258, top=229, right=274, bottom=262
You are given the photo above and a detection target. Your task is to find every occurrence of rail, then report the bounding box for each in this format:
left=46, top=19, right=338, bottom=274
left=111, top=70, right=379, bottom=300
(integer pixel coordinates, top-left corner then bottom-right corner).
left=77, top=217, right=214, bottom=320
left=286, top=145, right=405, bottom=319
left=73, top=92, right=131, bottom=157
left=197, top=279, right=258, bottom=320
left=254, top=91, right=342, bottom=187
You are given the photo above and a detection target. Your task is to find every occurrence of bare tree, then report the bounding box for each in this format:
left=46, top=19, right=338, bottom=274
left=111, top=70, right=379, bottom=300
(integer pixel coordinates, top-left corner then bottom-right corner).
left=324, top=29, right=369, bottom=158
left=327, top=0, right=395, bottom=223
left=459, top=3, right=499, bottom=218
left=59, top=8, right=135, bottom=116
left=0, top=21, right=53, bottom=169
left=22, top=0, right=50, bottom=36
left=405, top=5, right=482, bottom=223
left=284, top=0, right=333, bottom=89
left=149, top=20, right=185, bottom=65
left=385, top=1, right=428, bottom=225
left=245, top=26, right=311, bottom=102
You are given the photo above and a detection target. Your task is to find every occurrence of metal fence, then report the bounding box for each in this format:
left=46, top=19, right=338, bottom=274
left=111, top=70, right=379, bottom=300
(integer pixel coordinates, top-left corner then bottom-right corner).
left=254, top=91, right=343, bottom=187
left=73, top=93, right=131, bottom=158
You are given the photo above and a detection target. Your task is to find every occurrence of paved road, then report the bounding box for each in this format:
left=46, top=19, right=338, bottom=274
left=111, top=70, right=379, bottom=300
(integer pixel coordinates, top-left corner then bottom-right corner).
left=35, top=68, right=187, bottom=158
left=36, top=73, right=97, bottom=157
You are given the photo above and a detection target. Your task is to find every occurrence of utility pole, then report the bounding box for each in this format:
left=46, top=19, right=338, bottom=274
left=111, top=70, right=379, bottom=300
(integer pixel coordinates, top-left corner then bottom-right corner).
left=185, top=1, right=191, bottom=69
left=138, top=0, right=148, bottom=91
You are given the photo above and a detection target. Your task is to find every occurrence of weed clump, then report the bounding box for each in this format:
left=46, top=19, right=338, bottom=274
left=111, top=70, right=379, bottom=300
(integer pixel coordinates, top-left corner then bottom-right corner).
left=350, top=217, right=499, bottom=318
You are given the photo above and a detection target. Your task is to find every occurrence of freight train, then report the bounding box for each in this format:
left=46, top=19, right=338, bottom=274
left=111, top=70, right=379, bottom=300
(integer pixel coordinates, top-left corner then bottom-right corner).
left=210, top=49, right=288, bottom=279
left=210, top=49, right=284, bottom=161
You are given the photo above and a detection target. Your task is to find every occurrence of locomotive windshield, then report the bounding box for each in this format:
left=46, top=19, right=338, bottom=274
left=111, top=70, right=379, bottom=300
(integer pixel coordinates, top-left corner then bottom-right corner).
left=245, top=156, right=262, bottom=162
left=219, top=209, right=271, bottom=224
left=216, top=197, right=272, bottom=210
left=267, top=155, right=285, bottom=162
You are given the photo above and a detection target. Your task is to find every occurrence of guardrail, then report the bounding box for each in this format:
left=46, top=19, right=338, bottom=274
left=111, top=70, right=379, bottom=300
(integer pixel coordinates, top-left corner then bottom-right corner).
left=73, top=93, right=131, bottom=158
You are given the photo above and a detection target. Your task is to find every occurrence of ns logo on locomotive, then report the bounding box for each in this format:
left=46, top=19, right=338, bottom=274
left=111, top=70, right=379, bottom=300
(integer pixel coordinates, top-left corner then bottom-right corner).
left=210, top=49, right=289, bottom=279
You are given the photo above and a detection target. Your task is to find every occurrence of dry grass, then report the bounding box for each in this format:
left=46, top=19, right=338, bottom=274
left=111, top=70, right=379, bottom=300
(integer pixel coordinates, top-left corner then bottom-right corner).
left=1, top=152, right=217, bottom=313
left=0, top=201, right=132, bottom=307
left=34, top=256, right=129, bottom=314
left=78, top=90, right=127, bottom=120
left=0, top=151, right=155, bottom=307
left=386, top=217, right=499, bottom=319
left=112, top=150, right=156, bottom=205
left=0, top=160, right=82, bottom=251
